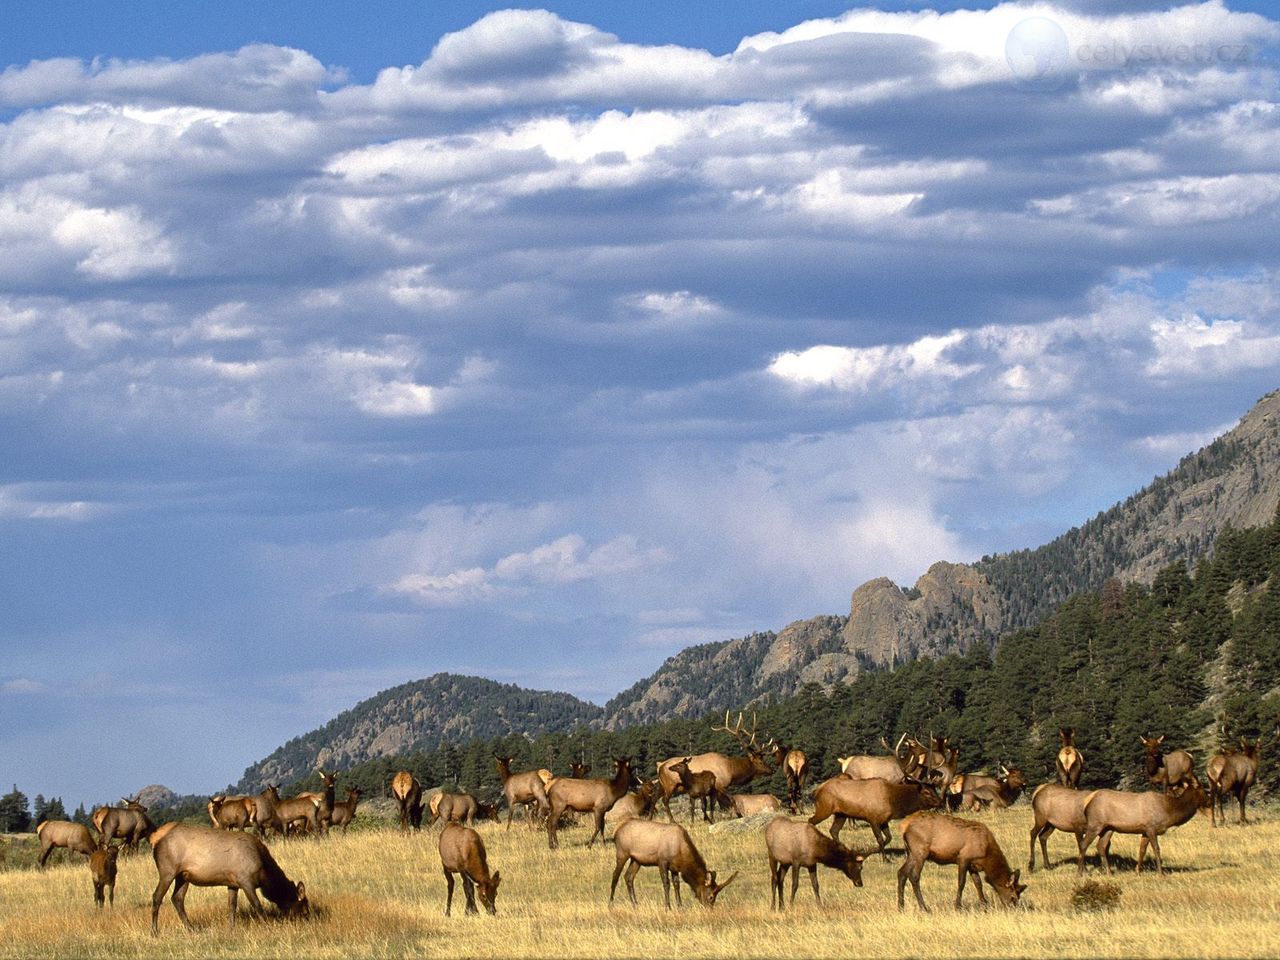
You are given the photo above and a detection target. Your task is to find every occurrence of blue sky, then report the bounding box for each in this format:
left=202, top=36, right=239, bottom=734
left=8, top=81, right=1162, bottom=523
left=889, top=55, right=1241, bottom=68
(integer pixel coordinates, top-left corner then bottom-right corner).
left=1, top=1, right=1278, bottom=807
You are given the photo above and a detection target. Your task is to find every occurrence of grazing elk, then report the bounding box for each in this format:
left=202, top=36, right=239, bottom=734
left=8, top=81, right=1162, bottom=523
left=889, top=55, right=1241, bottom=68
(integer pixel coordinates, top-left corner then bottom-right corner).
left=1207, top=738, right=1260, bottom=826
left=208, top=795, right=257, bottom=832
left=610, top=819, right=737, bottom=909
left=768, top=739, right=810, bottom=814
left=264, top=786, right=322, bottom=837
left=391, top=771, right=424, bottom=832
left=1027, top=783, right=1090, bottom=873
left=839, top=734, right=922, bottom=783
left=1081, top=777, right=1210, bottom=875
left=810, top=776, right=941, bottom=859
left=90, top=842, right=119, bottom=908
left=430, top=792, right=485, bottom=828
left=671, top=757, right=725, bottom=824
left=656, top=711, right=772, bottom=821
left=494, top=756, right=550, bottom=831
left=955, top=766, right=1027, bottom=811
left=732, top=794, right=782, bottom=818
left=765, top=817, right=864, bottom=910
left=329, top=787, right=362, bottom=833
left=897, top=811, right=1027, bottom=912
left=1056, top=728, right=1084, bottom=788
left=93, top=797, right=155, bottom=853
left=150, top=824, right=309, bottom=935
left=36, top=820, right=98, bottom=868
left=1141, top=734, right=1194, bottom=791
left=546, top=756, right=634, bottom=849
left=439, top=823, right=501, bottom=916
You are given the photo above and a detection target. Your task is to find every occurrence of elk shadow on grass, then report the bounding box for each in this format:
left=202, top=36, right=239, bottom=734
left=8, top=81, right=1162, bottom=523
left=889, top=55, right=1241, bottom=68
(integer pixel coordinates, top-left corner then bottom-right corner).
left=1089, top=853, right=1208, bottom=875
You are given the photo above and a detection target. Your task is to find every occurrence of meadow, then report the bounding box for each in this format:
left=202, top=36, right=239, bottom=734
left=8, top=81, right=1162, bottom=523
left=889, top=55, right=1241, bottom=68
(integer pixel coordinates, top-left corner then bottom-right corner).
left=2, top=802, right=1278, bottom=959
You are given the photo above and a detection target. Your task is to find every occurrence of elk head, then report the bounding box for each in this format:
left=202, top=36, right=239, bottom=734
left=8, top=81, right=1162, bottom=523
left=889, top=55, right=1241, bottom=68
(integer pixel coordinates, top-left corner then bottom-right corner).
left=992, top=869, right=1027, bottom=907
left=285, top=882, right=310, bottom=918
left=693, top=869, right=738, bottom=907
left=715, top=710, right=771, bottom=773
left=1059, top=727, right=1075, bottom=747
left=477, top=871, right=501, bottom=915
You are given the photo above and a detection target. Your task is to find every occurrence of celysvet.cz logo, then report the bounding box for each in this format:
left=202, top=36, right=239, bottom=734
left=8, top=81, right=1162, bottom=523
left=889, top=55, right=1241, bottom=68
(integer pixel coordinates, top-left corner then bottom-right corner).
left=1005, top=16, right=1254, bottom=91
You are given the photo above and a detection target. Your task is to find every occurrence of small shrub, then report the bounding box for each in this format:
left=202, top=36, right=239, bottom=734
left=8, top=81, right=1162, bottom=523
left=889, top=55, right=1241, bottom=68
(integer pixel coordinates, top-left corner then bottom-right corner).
left=1072, top=879, right=1123, bottom=912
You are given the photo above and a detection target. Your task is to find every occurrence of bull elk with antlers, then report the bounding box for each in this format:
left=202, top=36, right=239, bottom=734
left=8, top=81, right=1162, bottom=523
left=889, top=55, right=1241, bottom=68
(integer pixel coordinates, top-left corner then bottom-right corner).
left=839, top=734, right=922, bottom=783
left=1141, top=734, right=1194, bottom=792
left=656, top=711, right=771, bottom=822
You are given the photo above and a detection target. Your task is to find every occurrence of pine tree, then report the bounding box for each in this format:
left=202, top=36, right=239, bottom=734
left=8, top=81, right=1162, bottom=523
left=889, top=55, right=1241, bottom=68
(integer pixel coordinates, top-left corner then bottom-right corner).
left=0, top=785, right=32, bottom=833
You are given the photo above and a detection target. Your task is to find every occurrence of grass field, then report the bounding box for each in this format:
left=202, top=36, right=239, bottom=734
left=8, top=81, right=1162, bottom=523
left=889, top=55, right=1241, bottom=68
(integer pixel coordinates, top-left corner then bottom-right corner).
left=2, top=802, right=1278, bottom=959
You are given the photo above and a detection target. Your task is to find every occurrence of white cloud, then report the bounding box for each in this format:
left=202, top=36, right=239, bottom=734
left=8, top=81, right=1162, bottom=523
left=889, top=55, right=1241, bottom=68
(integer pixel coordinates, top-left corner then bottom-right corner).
left=769, top=331, right=975, bottom=391
left=1146, top=315, right=1280, bottom=378
left=0, top=484, right=97, bottom=521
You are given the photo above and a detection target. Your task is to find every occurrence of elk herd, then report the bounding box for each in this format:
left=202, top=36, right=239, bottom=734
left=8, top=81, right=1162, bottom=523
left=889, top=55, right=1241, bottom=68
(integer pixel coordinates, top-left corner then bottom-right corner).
left=27, top=714, right=1269, bottom=934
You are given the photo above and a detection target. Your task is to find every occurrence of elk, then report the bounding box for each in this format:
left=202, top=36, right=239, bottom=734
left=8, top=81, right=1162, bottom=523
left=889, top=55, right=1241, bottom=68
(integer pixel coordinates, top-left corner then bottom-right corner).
left=897, top=811, right=1027, bottom=912
left=569, top=761, right=592, bottom=778
left=926, top=746, right=961, bottom=796
left=439, top=823, right=500, bottom=916
left=36, top=820, right=97, bottom=868
left=90, top=842, right=119, bottom=908
left=546, top=756, right=634, bottom=849
left=1080, top=777, right=1210, bottom=874
left=294, top=769, right=338, bottom=832
left=731, top=794, right=782, bottom=818
left=208, top=795, right=257, bottom=831
left=494, top=756, right=550, bottom=831
left=264, top=786, right=322, bottom=837
left=1141, top=734, right=1194, bottom=791
left=475, top=801, right=501, bottom=823
left=765, top=816, right=864, bottom=910
left=671, top=757, right=725, bottom=824
left=809, top=776, right=941, bottom=859
left=93, top=797, right=155, bottom=852
left=246, top=786, right=278, bottom=839
left=329, top=787, right=362, bottom=833
left=768, top=740, right=810, bottom=814
left=430, top=792, right=485, bottom=828
left=391, top=771, right=424, bottom=832
left=1027, top=783, right=1089, bottom=874
left=1206, top=738, right=1260, bottom=826
left=610, top=819, right=737, bottom=909
left=955, top=766, right=1027, bottom=811
left=1056, top=728, right=1084, bottom=788
left=606, top=779, right=659, bottom=827
left=656, top=711, right=772, bottom=821
left=839, top=734, right=922, bottom=783
left=150, top=823, right=309, bottom=935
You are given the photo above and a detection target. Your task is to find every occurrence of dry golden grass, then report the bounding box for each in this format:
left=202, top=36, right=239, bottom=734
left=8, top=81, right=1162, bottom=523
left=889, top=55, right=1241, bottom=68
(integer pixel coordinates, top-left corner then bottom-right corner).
left=2, top=803, right=1278, bottom=959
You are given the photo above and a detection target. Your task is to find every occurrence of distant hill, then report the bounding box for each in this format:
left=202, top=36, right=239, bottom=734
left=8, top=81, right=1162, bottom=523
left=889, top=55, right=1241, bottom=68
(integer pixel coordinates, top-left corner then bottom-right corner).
left=601, top=390, right=1280, bottom=725
left=242, top=390, right=1280, bottom=774
left=237, top=673, right=603, bottom=790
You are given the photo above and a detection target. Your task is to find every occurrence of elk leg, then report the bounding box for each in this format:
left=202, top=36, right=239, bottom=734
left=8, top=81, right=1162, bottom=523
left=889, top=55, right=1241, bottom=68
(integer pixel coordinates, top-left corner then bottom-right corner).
left=462, top=875, right=478, bottom=915
left=1028, top=821, right=1043, bottom=871
left=1096, top=830, right=1113, bottom=874
left=789, top=864, right=800, bottom=906
left=226, top=888, right=238, bottom=929
left=1074, top=831, right=1087, bottom=876
left=1149, top=834, right=1163, bottom=875
left=829, top=813, right=847, bottom=843
left=970, top=868, right=988, bottom=906
left=768, top=859, right=781, bottom=910
left=609, top=856, right=627, bottom=905
left=955, top=861, right=969, bottom=909
left=587, top=810, right=606, bottom=847
left=504, top=798, right=513, bottom=832
left=150, top=872, right=174, bottom=935
left=624, top=860, right=642, bottom=907
left=546, top=802, right=560, bottom=849
left=171, top=878, right=193, bottom=930
left=108, top=880, right=114, bottom=907
left=659, top=864, right=672, bottom=910
left=1238, top=789, right=1248, bottom=825
left=673, top=871, right=685, bottom=908
left=1136, top=836, right=1148, bottom=874
left=808, top=865, right=821, bottom=906
left=444, top=869, right=455, bottom=916
left=38, top=842, right=53, bottom=869
left=871, top=822, right=891, bottom=861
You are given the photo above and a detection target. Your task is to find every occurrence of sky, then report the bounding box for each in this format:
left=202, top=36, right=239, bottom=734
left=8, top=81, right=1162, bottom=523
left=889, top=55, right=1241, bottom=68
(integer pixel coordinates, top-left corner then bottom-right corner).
left=1, top=1, right=1278, bottom=808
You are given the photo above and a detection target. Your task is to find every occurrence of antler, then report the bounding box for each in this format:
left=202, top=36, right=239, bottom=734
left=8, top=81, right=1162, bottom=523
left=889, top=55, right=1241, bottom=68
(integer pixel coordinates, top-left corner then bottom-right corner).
left=713, top=709, right=760, bottom=749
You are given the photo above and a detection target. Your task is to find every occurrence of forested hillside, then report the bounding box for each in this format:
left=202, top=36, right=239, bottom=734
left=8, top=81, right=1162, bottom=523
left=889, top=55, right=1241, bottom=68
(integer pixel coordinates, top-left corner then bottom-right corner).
left=238, top=674, right=602, bottom=791
left=308, top=509, right=1280, bottom=805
